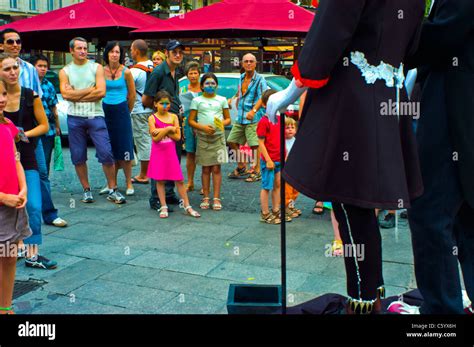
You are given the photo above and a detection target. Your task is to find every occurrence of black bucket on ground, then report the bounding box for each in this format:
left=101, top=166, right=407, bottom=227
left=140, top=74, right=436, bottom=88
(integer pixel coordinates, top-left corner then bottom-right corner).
left=227, top=284, right=282, bottom=314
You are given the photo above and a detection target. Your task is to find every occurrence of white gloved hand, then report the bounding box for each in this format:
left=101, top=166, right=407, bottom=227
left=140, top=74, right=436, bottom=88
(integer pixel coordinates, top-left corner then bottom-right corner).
left=266, top=78, right=307, bottom=124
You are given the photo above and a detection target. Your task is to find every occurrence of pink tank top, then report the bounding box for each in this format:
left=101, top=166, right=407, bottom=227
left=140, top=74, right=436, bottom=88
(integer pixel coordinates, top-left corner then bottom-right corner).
left=0, top=118, right=20, bottom=201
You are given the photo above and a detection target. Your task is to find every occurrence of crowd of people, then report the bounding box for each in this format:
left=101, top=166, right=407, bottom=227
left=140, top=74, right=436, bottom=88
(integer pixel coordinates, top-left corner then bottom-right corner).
left=0, top=31, right=315, bottom=314
left=1, top=0, right=473, bottom=316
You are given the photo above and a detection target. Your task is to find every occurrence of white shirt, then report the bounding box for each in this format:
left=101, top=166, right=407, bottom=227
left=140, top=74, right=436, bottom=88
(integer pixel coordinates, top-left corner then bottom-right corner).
left=286, top=137, right=296, bottom=155
left=130, top=60, right=154, bottom=114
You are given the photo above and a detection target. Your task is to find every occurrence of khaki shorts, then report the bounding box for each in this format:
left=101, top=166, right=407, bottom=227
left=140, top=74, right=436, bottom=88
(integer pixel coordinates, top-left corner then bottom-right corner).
left=131, top=112, right=152, bottom=161
left=226, top=122, right=259, bottom=147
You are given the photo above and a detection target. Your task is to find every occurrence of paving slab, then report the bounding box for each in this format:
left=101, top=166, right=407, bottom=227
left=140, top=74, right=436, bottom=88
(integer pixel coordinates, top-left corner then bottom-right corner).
left=46, top=222, right=133, bottom=243
left=110, top=229, right=196, bottom=252
left=171, top=237, right=261, bottom=263
left=72, top=279, right=178, bottom=313
left=128, top=250, right=224, bottom=276
left=14, top=289, right=133, bottom=314
left=206, top=261, right=309, bottom=290
left=156, top=294, right=227, bottom=314
left=60, top=241, right=146, bottom=264
left=42, top=259, right=120, bottom=295
left=100, top=265, right=238, bottom=301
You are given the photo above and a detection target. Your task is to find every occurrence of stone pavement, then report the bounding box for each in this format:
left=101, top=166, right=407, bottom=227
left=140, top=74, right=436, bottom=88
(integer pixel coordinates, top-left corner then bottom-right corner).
left=13, top=147, right=417, bottom=314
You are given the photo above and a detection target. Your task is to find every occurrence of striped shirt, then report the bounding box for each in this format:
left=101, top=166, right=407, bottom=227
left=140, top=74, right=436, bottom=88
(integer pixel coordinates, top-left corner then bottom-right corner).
left=236, top=71, right=268, bottom=125
left=19, top=58, right=43, bottom=98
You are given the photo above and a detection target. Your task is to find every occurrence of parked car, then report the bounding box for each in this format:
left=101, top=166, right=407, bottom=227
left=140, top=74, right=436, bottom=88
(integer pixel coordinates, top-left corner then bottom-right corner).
left=178, top=73, right=300, bottom=127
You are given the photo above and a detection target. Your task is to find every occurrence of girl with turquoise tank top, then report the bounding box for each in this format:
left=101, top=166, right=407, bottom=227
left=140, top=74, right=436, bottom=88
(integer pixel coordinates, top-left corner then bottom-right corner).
left=102, top=41, right=136, bottom=197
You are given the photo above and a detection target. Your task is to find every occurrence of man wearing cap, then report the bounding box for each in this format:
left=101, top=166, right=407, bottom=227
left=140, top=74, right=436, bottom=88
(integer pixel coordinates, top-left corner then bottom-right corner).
left=142, top=40, right=185, bottom=211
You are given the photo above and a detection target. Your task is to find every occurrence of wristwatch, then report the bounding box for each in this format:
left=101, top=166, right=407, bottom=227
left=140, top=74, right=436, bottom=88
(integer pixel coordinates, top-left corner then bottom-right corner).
left=252, top=108, right=257, bottom=113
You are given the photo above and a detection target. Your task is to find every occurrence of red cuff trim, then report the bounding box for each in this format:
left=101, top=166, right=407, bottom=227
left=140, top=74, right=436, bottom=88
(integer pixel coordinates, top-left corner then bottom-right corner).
left=291, top=62, right=329, bottom=89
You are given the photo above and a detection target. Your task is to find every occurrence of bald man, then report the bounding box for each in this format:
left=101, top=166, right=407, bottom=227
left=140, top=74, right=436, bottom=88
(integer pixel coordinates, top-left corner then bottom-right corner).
left=130, top=39, right=154, bottom=184
left=227, top=53, right=268, bottom=181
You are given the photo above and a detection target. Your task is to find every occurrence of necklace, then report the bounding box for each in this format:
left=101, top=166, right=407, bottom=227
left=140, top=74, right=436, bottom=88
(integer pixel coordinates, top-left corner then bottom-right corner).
left=108, top=64, right=121, bottom=80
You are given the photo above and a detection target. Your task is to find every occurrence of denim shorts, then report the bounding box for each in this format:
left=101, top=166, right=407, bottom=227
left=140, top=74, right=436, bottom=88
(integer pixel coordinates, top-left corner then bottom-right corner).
left=67, top=115, right=114, bottom=165
left=261, top=159, right=281, bottom=190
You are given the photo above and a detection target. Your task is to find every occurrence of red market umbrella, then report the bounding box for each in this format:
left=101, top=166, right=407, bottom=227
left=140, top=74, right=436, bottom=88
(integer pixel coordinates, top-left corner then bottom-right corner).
left=0, top=0, right=164, bottom=51
left=132, top=0, right=315, bottom=39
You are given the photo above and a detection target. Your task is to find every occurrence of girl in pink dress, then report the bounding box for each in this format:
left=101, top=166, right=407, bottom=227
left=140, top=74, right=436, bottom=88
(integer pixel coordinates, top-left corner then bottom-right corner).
left=147, top=91, right=200, bottom=219
left=0, top=81, right=31, bottom=314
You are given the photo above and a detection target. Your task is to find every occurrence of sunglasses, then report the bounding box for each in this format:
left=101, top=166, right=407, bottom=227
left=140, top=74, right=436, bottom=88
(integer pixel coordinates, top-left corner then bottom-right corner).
left=5, top=39, right=21, bottom=45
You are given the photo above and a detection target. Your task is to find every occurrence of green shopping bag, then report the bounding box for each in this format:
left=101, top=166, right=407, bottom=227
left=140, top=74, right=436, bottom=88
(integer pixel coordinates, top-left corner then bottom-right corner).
left=53, top=135, right=64, bottom=171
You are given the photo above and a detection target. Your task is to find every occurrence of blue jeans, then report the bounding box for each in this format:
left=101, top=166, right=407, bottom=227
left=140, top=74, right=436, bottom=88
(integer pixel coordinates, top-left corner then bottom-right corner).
left=23, top=170, right=42, bottom=245
left=36, top=139, right=59, bottom=224
left=40, top=135, right=55, bottom=176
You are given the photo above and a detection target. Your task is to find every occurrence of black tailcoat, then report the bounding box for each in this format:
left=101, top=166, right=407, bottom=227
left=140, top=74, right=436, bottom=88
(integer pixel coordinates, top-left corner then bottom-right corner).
left=284, top=0, right=425, bottom=209
left=407, top=0, right=474, bottom=208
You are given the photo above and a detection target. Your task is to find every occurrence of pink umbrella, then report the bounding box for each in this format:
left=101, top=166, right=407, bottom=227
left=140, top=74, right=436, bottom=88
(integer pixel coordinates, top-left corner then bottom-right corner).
left=132, top=0, right=315, bottom=38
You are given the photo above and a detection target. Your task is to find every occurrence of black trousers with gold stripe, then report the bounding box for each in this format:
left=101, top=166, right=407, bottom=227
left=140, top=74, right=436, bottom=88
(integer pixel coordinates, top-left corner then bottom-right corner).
left=332, top=203, right=384, bottom=310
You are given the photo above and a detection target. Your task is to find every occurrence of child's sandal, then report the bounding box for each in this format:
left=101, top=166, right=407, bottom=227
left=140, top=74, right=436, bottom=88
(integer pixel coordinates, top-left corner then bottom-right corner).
left=260, top=212, right=281, bottom=224
left=291, top=206, right=302, bottom=216
left=184, top=205, right=201, bottom=218
left=212, top=198, right=222, bottom=211
left=286, top=207, right=299, bottom=218
left=331, top=239, right=344, bottom=257
left=274, top=209, right=292, bottom=222
left=0, top=307, right=14, bottom=314
left=245, top=172, right=261, bottom=182
left=200, top=197, right=210, bottom=209
left=159, top=206, right=169, bottom=219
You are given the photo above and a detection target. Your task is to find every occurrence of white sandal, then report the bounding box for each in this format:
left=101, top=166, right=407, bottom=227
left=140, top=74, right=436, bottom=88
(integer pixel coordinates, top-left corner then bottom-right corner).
left=159, top=206, right=169, bottom=219
left=184, top=205, right=201, bottom=218
left=212, top=198, right=222, bottom=211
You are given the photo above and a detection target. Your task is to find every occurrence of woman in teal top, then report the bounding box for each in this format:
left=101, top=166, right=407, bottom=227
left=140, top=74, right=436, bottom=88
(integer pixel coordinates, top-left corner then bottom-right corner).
left=179, top=61, right=202, bottom=192
left=102, top=41, right=136, bottom=196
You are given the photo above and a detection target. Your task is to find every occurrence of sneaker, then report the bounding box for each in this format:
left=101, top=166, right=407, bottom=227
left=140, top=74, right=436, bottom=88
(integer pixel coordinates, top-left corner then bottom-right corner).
left=107, top=189, right=126, bottom=204
left=387, top=301, right=420, bottom=314
left=126, top=188, right=135, bottom=196
left=379, top=213, right=395, bottom=229
left=25, top=255, right=58, bottom=270
left=51, top=217, right=68, bottom=227
left=99, top=186, right=112, bottom=195
left=81, top=189, right=94, bottom=203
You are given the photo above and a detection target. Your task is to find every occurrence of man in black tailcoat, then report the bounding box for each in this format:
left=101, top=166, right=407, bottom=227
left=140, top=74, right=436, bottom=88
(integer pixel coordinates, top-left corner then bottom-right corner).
left=267, top=0, right=425, bottom=313
left=406, top=0, right=474, bottom=314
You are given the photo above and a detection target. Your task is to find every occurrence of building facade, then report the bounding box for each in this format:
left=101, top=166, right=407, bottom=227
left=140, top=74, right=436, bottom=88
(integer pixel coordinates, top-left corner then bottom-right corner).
left=0, top=0, right=82, bottom=25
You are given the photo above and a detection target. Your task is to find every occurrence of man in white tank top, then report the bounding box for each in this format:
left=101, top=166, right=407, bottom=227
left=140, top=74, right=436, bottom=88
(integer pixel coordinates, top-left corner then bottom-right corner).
left=59, top=37, right=126, bottom=204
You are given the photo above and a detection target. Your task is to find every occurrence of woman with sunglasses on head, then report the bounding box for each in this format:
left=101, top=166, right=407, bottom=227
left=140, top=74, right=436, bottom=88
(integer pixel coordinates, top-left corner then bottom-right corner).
left=0, top=53, right=57, bottom=270
left=100, top=41, right=136, bottom=198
